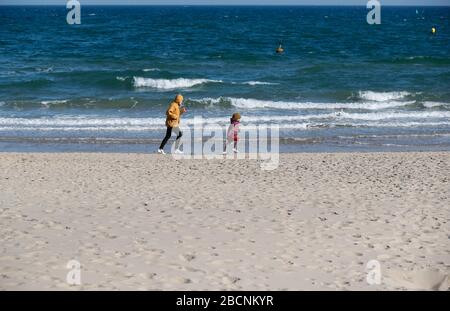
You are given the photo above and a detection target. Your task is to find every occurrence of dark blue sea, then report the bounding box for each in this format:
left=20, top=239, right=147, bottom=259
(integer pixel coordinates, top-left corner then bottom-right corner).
left=0, top=5, right=449, bottom=152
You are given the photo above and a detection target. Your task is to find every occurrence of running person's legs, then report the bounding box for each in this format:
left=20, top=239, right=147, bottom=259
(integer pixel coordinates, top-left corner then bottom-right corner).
left=159, top=126, right=173, bottom=150
left=233, top=135, right=238, bottom=153
left=159, top=126, right=183, bottom=151
left=223, top=137, right=234, bottom=153
left=173, top=127, right=183, bottom=150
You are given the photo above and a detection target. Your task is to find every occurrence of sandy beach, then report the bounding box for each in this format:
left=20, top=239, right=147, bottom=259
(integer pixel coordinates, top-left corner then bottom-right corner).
left=0, top=152, right=449, bottom=291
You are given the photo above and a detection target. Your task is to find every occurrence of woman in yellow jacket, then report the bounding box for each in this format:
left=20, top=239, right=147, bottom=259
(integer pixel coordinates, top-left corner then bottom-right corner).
left=158, top=94, right=186, bottom=154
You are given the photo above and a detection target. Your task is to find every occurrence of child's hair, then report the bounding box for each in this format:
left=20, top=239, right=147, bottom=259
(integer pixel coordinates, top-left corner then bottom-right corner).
left=231, top=112, right=241, bottom=122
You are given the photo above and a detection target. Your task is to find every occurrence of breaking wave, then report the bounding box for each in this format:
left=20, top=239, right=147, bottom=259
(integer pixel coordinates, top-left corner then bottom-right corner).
left=133, top=77, right=222, bottom=89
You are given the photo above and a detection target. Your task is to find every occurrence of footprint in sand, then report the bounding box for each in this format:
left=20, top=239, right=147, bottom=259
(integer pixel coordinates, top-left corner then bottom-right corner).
left=384, top=269, right=449, bottom=290
left=179, top=253, right=196, bottom=262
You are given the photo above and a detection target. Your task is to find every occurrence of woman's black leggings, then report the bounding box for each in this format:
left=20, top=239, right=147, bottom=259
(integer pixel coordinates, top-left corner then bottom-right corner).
left=159, top=126, right=183, bottom=150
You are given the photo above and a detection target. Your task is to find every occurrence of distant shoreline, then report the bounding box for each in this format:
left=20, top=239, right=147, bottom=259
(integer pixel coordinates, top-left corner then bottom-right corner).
left=1, top=5, right=450, bottom=7
left=1, top=140, right=450, bottom=154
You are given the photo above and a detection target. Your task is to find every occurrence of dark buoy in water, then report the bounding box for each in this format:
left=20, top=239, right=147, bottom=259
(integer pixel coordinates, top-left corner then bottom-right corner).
left=276, top=44, right=284, bottom=54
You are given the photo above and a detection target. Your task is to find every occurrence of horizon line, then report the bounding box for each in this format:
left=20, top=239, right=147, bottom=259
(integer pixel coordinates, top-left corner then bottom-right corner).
left=1, top=4, right=450, bottom=7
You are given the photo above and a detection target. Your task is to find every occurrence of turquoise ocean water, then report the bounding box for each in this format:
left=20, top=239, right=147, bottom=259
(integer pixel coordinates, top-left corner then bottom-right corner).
left=0, top=5, right=449, bottom=152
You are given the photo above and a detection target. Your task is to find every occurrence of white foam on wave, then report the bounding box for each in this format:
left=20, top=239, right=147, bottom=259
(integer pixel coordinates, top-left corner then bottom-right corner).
left=0, top=117, right=166, bottom=127
left=142, top=68, right=160, bottom=72
left=348, top=121, right=450, bottom=128
left=269, top=121, right=450, bottom=129
left=1, top=110, right=449, bottom=131
left=232, top=81, right=279, bottom=86
left=116, top=76, right=128, bottom=81
left=0, top=126, right=163, bottom=132
left=133, top=77, right=222, bottom=89
left=338, top=111, right=450, bottom=121
left=1, top=121, right=449, bottom=132
left=0, top=115, right=331, bottom=130
left=358, top=91, right=411, bottom=102
left=40, top=100, right=68, bottom=106
left=423, top=101, right=449, bottom=108
left=36, top=67, right=53, bottom=73
left=243, top=81, right=278, bottom=86
left=221, top=97, right=414, bottom=110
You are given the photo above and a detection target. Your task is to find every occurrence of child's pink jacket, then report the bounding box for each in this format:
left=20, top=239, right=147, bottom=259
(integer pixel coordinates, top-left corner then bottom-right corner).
left=227, top=121, right=240, bottom=141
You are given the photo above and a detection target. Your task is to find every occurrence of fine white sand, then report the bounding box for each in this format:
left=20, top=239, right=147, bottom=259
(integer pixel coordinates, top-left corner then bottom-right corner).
left=0, top=152, right=449, bottom=290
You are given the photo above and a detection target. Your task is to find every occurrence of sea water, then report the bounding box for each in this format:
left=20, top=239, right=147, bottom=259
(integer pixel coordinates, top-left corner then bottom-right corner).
left=0, top=5, right=449, bottom=152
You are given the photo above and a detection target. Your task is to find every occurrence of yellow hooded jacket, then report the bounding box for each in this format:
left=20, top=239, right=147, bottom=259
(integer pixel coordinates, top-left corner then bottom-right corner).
left=165, top=95, right=184, bottom=128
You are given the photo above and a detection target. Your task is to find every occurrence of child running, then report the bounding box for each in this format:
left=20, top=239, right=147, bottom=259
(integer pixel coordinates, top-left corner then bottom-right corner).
left=223, top=112, right=241, bottom=154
